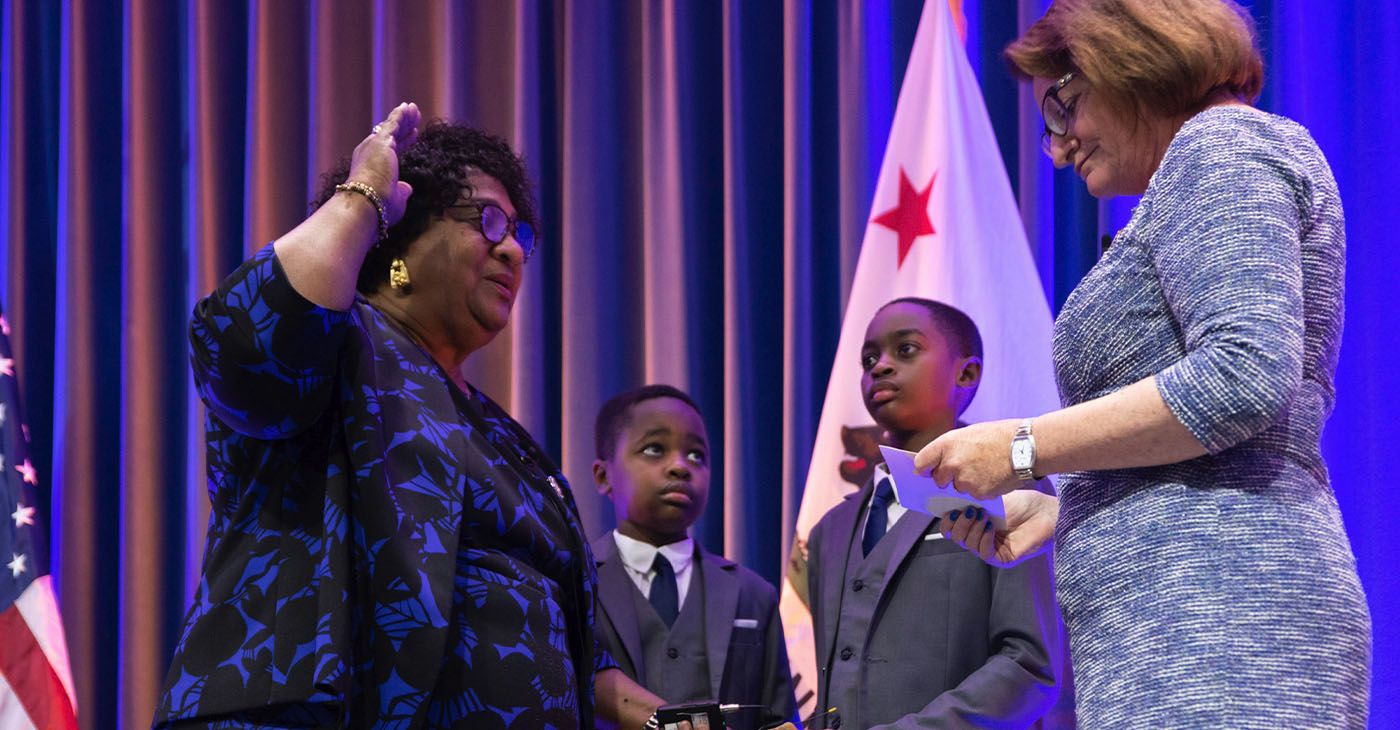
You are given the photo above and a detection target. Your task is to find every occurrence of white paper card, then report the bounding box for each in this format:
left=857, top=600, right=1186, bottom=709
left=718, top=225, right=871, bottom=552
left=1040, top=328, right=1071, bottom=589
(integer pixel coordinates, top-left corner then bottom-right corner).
left=878, top=445, right=1006, bottom=530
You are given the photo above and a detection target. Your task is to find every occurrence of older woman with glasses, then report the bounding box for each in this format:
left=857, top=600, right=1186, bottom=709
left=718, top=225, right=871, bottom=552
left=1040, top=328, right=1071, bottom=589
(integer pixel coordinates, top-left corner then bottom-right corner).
left=913, top=0, right=1370, bottom=727
left=153, top=104, right=666, bottom=729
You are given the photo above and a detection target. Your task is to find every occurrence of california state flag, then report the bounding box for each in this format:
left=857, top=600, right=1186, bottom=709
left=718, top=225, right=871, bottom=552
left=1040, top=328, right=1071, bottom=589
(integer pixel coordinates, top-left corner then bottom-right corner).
left=779, top=0, right=1059, bottom=717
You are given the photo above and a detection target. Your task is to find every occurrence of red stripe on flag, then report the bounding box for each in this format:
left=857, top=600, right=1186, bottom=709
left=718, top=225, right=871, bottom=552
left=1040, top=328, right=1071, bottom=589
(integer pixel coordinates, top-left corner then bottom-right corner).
left=0, top=604, right=78, bottom=730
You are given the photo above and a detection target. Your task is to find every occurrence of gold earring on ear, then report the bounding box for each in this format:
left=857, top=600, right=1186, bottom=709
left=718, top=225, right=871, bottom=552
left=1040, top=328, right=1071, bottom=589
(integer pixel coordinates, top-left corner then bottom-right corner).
left=389, top=258, right=411, bottom=290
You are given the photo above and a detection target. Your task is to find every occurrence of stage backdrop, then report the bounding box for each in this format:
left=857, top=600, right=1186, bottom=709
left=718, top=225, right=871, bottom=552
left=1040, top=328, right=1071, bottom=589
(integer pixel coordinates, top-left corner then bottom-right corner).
left=1, top=1, right=1395, bottom=729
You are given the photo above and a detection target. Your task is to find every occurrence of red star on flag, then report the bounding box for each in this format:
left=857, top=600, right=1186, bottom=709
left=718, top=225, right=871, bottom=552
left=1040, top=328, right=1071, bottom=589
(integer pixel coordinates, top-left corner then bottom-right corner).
left=871, top=167, right=937, bottom=268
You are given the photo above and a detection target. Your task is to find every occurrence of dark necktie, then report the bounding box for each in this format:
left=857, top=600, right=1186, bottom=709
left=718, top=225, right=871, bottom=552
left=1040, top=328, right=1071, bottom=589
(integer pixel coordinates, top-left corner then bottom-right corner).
left=649, top=553, right=679, bottom=628
left=862, top=476, right=896, bottom=557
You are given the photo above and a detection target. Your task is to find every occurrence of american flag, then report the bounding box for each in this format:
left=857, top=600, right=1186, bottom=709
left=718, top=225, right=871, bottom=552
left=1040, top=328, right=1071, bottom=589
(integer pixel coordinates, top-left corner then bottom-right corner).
left=0, top=309, right=77, bottom=729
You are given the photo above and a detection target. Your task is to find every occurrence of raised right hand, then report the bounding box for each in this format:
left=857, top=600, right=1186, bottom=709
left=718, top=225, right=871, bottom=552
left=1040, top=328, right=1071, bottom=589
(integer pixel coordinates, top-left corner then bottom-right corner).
left=940, top=489, right=1059, bottom=568
left=347, top=102, right=421, bottom=225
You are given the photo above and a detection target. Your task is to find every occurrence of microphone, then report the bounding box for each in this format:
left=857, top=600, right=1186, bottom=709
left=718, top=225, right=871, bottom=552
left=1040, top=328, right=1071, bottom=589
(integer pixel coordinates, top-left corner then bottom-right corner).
left=655, top=701, right=828, bottom=728
left=1099, top=233, right=1113, bottom=255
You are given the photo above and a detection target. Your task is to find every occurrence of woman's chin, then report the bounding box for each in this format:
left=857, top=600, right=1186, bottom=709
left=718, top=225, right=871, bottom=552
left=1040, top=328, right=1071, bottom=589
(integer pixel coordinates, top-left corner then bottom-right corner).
left=1082, top=173, right=1111, bottom=199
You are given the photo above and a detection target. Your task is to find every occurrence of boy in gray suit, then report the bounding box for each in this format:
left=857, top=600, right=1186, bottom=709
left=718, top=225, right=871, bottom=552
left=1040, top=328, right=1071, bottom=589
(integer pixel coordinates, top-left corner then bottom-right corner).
left=592, top=385, right=799, bottom=730
left=807, top=298, right=1060, bottom=729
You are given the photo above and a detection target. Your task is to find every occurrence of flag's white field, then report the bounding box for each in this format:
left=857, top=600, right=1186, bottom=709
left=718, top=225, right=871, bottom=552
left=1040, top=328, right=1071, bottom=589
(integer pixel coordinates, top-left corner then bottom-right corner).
left=779, top=0, right=1060, bottom=716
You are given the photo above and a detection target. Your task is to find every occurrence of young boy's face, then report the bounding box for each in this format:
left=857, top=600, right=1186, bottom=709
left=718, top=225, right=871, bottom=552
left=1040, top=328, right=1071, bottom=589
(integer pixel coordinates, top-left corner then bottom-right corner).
left=859, top=302, right=979, bottom=446
left=593, top=397, right=711, bottom=546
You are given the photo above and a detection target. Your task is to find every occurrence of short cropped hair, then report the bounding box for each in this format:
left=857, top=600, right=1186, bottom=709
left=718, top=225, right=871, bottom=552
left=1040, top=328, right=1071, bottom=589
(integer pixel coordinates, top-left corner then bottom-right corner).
left=880, top=297, right=983, bottom=362
left=594, top=385, right=704, bottom=461
left=1004, top=0, right=1263, bottom=120
left=311, top=120, right=538, bottom=294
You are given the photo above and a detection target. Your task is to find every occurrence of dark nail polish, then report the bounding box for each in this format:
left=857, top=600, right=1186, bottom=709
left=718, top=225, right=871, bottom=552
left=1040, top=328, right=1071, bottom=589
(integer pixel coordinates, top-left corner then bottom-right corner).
left=949, top=510, right=960, bottom=522
left=985, top=520, right=993, bottom=531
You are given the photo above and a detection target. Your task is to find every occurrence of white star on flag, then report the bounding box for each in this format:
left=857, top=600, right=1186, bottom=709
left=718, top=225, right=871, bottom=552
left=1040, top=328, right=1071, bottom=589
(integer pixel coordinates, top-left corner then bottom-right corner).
left=16, top=458, right=36, bottom=484
left=11, top=502, right=33, bottom=527
left=0, top=402, right=8, bottom=424
left=6, top=552, right=25, bottom=578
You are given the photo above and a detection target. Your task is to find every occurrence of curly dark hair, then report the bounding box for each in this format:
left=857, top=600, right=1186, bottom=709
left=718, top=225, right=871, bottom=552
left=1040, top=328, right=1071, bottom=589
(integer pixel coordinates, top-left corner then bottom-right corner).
left=311, top=120, right=539, bottom=294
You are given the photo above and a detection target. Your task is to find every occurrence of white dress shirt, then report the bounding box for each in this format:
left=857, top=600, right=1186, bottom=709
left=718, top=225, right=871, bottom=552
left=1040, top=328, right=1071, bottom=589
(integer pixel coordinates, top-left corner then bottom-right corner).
left=612, top=530, right=696, bottom=610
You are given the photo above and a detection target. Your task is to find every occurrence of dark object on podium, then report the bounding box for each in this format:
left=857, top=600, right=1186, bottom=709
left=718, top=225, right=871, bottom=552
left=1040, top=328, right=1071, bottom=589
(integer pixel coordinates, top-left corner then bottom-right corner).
left=656, top=701, right=725, bottom=729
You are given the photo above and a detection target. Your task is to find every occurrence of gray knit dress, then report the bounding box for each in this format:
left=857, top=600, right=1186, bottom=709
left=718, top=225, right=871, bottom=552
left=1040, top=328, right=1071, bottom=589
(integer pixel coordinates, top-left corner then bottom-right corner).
left=1050, top=107, right=1371, bottom=729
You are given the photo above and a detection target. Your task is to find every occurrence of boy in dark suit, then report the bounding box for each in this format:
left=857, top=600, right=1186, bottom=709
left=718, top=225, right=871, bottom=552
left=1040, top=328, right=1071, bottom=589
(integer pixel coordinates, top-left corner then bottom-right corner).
left=807, top=298, right=1060, bottom=729
left=592, top=385, right=798, bottom=730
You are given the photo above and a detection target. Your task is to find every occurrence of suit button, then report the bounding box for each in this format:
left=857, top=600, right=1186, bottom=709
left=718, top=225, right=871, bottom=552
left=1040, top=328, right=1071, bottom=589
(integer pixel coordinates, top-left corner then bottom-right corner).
left=852, top=579, right=864, bottom=592
left=831, top=713, right=842, bottom=729
left=839, top=646, right=853, bottom=660
left=667, top=648, right=679, bottom=659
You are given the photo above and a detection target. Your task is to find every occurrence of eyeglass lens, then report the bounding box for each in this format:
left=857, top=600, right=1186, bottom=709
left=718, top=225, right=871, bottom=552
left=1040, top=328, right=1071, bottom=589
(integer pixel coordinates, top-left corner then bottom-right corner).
left=1039, top=73, right=1076, bottom=157
left=1043, top=96, right=1068, bottom=136
left=478, top=204, right=536, bottom=260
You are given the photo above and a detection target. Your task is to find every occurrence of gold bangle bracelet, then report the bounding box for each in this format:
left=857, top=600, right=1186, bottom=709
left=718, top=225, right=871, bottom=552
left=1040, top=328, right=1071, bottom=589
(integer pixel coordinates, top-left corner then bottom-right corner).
left=335, top=181, right=388, bottom=242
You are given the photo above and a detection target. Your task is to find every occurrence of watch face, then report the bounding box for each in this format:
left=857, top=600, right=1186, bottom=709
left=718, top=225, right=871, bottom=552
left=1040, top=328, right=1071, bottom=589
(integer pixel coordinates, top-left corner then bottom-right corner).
left=1011, top=439, right=1033, bottom=469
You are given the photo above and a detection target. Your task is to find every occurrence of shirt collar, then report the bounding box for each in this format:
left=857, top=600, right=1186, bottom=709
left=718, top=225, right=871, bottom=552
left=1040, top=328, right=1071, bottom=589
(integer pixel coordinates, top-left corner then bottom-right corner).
left=873, top=463, right=892, bottom=490
left=613, top=530, right=695, bottom=574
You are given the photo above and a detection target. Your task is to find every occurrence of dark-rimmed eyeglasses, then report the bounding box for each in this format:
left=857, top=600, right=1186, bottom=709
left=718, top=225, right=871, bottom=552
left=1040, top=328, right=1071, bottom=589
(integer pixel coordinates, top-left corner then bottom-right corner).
left=1040, top=71, right=1079, bottom=156
left=445, top=201, right=538, bottom=263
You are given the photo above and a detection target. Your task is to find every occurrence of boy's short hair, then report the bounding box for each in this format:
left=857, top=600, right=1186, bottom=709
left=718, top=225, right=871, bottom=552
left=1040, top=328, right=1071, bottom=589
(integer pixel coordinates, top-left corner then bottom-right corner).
left=880, top=297, right=983, bottom=361
left=594, top=384, right=704, bottom=460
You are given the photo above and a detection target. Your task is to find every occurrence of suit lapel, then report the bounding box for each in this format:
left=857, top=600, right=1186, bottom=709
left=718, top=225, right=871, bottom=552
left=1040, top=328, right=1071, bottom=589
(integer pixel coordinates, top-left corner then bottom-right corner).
left=819, top=488, right=867, bottom=671
left=876, top=508, right=935, bottom=610
left=700, top=547, right=739, bottom=699
left=594, top=535, right=648, bottom=684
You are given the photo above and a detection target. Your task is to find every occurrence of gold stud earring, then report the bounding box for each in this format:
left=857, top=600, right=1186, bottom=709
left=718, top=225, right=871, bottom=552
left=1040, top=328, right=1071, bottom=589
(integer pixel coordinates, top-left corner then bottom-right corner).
left=389, top=258, right=411, bottom=290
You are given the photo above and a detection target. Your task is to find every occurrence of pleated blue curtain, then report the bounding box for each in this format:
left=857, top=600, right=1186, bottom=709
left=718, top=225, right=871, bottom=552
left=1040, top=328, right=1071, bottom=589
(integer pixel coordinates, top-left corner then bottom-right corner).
left=2, top=1, right=1397, bottom=728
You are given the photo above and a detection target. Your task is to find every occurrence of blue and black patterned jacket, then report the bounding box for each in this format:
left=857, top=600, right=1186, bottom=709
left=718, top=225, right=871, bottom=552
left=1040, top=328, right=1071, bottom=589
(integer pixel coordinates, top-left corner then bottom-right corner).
left=155, top=246, right=609, bottom=729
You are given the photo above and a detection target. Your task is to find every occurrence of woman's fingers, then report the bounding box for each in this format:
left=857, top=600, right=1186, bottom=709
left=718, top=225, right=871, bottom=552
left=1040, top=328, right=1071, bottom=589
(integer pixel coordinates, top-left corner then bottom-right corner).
left=939, top=491, right=1060, bottom=568
left=939, top=514, right=956, bottom=540
left=946, top=508, right=976, bottom=545
left=347, top=102, right=421, bottom=227
left=976, top=523, right=997, bottom=562
left=943, top=507, right=1000, bottom=563
left=913, top=436, right=942, bottom=476
left=380, top=102, right=421, bottom=148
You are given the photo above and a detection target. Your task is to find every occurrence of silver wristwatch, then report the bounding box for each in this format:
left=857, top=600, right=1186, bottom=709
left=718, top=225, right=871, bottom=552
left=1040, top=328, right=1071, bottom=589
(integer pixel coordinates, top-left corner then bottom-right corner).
left=1010, top=418, right=1037, bottom=481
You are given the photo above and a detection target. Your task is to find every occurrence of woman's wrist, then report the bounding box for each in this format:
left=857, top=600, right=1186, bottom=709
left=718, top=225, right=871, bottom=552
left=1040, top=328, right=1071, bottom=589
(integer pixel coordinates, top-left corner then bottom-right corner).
left=334, top=180, right=388, bottom=243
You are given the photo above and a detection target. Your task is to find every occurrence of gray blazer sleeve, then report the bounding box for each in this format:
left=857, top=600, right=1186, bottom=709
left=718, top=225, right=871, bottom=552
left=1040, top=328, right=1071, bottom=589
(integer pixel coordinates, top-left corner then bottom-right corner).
left=755, top=580, right=801, bottom=729
left=872, top=552, right=1061, bottom=730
